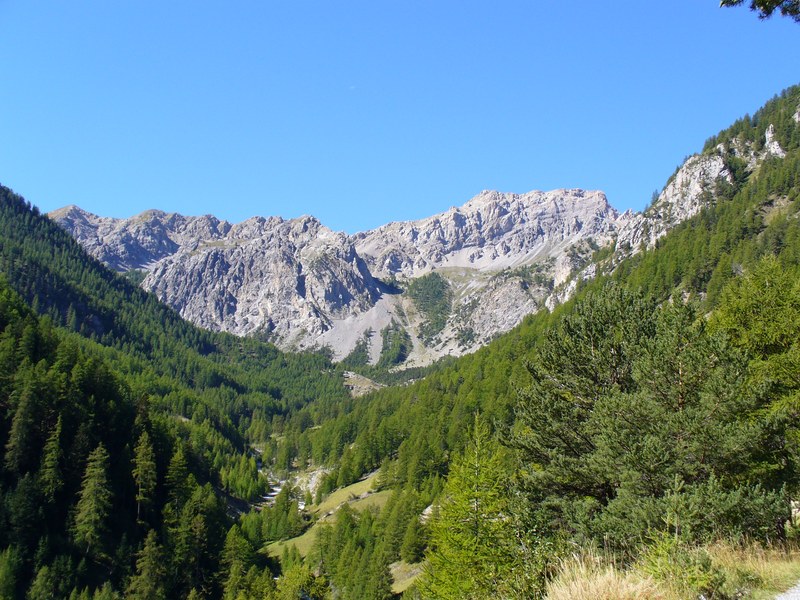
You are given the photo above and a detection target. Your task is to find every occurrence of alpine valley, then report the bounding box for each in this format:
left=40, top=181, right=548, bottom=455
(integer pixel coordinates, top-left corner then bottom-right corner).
left=1, top=83, right=800, bottom=600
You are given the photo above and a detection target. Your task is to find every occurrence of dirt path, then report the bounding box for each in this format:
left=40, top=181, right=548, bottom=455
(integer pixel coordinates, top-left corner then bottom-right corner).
left=776, top=582, right=800, bottom=599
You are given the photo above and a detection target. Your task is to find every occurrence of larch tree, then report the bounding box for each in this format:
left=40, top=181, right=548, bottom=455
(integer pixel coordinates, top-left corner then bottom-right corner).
left=126, top=529, right=167, bottom=600
left=39, top=416, right=63, bottom=502
left=720, top=0, right=800, bottom=22
left=421, top=416, right=516, bottom=599
left=73, top=444, right=113, bottom=557
left=132, top=431, right=157, bottom=522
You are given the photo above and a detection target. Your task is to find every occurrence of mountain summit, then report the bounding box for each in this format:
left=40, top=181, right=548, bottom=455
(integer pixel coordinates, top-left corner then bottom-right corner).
left=50, top=113, right=791, bottom=365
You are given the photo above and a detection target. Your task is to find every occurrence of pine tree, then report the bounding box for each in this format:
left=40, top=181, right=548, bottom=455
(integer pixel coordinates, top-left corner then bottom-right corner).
left=39, top=416, right=63, bottom=502
left=400, top=517, right=426, bottom=563
left=5, top=376, right=40, bottom=475
left=221, top=524, right=255, bottom=599
left=27, top=564, right=56, bottom=600
left=165, top=444, right=191, bottom=508
left=276, top=564, right=326, bottom=600
left=126, top=530, right=167, bottom=600
left=91, top=582, right=116, bottom=600
left=73, top=444, right=113, bottom=557
left=132, top=431, right=157, bottom=522
left=0, top=547, right=20, bottom=599
left=513, top=283, right=656, bottom=521
left=421, top=417, right=516, bottom=599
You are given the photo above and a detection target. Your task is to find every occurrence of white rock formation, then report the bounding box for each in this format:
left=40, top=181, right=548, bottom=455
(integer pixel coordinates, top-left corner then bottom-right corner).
left=765, top=124, right=787, bottom=159
left=50, top=120, right=790, bottom=364
left=48, top=206, right=231, bottom=271
left=353, top=189, right=620, bottom=277
left=142, top=215, right=381, bottom=346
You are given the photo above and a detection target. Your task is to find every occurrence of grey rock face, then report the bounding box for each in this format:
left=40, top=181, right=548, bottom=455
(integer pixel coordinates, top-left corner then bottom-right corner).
left=50, top=206, right=231, bottom=271
left=142, top=215, right=381, bottom=345
left=354, top=189, right=620, bottom=278
left=49, top=121, right=788, bottom=363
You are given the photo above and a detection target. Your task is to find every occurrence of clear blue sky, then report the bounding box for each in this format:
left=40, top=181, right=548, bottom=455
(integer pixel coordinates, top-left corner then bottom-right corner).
left=1, top=1, right=798, bottom=233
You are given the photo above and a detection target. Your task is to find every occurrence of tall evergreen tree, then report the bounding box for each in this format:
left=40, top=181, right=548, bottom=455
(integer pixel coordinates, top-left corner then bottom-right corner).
left=513, top=284, right=656, bottom=517
left=126, top=530, right=167, bottom=600
left=73, top=444, right=113, bottom=557
left=5, top=374, right=41, bottom=475
left=165, top=444, right=192, bottom=509
left=132, top=431, right=157, bottom=522
left=422, top=417, right=517, bottom=599
left=39, top=416, right=63, bottom=503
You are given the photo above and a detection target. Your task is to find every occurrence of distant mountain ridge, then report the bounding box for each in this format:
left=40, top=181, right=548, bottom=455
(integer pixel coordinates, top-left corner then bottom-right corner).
left=50, top=97, right=797, bottom=365
left=51, top=188, right=624, bottom=362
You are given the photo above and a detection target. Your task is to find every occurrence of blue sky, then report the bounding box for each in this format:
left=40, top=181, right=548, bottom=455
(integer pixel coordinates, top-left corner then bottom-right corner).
left=1, top=1, right=798, bottom=234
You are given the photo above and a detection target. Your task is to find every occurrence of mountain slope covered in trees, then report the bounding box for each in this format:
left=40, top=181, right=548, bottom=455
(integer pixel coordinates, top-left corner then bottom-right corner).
left=269, top=85, right=800, bottom=597
left=0, top=188, right=357, bottom=597
left=0, top=84, right=799, bottom=598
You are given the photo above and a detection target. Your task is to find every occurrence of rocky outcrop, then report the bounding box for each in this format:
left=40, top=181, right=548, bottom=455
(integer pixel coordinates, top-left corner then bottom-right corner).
left=50, top=206, right=231, bottom=271
left=49, top=121, right=790, bottom=363
left=613, top=152, right=729, bottom=255
left=353, top=189, right=621, bottom=278
left=142, top=216, right=381, bottom=345
left=614, top=123, right=787, bottom=259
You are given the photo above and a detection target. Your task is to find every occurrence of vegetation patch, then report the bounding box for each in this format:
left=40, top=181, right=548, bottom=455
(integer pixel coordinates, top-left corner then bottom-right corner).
left=340, top=328, right=372, bottom=368
left=494, top=258, right=556, bottom=291
left=376, top=320, right=411, bottom=368
left=406, top=271, right=453, bottom=344
left=390, top=560, right=425, bottom=595
left=312, top=472, right=380, bottom=516
left=544, top=542, right=800, bottom=600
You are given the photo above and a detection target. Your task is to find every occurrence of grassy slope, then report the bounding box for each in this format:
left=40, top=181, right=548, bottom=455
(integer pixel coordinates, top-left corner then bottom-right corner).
left=266, top=472, right=388, bottom=558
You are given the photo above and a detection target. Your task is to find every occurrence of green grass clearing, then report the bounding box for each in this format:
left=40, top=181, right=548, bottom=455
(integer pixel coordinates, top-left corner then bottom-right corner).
left=391, top=560, right=424, bottom=595
left=266, top=472, right=384, bottom=559
left=266, top=521, right=322, bottom=559
left=348, top=489, right=392, bottom=512
left=312, top=472, right=379, bottom=516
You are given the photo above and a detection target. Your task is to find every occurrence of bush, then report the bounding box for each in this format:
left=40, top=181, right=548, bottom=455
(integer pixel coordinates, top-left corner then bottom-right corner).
left=639, top=535, right=737, bottom=599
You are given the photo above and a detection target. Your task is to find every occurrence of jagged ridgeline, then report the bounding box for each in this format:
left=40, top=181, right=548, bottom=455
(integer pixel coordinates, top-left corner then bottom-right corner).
left=49, top=85, right=799, bottom=372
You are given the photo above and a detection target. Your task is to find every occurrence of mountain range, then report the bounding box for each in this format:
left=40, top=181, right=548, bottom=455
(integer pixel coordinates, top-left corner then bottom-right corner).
left=49, top=112, right=796, bottom=367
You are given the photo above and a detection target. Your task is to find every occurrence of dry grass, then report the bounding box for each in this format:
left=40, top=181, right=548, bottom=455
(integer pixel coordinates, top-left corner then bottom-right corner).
left=545, top=552, right=668, bottom=600
left=544, top=542, right=800, bottom=600
left=705, top=541, right=800, bottom=598
left=390, top=560, right=425, bottom=595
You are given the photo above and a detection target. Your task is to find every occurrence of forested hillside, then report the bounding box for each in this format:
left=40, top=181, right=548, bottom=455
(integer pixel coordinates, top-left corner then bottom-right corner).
left=284, top=85, right=800, bottom=494
left=0, top=278, right=236, bottom=598
left=0, top=187, right=354, bottom=597
left=0, top=84, right=799, bottom=599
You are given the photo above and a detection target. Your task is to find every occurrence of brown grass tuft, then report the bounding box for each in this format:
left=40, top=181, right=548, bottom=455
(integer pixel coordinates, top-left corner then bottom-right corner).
left=545, top=551, right=667, bottom=600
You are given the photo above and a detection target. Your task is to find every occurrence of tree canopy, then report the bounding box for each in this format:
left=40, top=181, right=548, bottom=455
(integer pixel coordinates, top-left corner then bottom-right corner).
left=721, top=0, right=800, bottom=22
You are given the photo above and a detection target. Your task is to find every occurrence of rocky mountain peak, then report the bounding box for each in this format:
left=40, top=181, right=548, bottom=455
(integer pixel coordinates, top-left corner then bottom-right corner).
left=44, top=184, right=678, bottom=360
left=49, top=115, right=790, bottom=365
left=353, top=188, right=618, bottom=279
